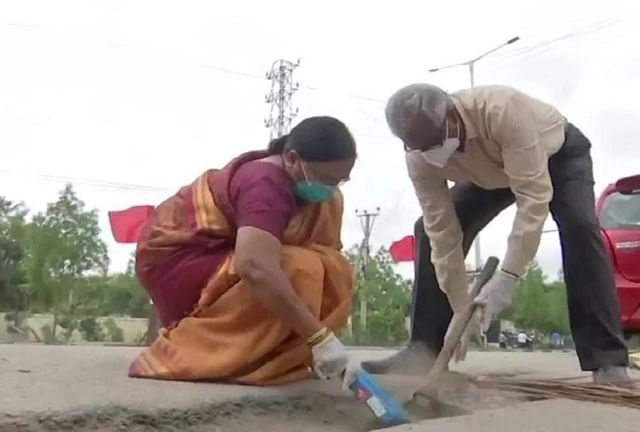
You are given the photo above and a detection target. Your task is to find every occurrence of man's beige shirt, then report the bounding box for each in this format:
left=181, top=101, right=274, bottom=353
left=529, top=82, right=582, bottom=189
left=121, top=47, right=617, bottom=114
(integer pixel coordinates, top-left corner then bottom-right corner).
left=406, top=85, right=566, bottom=312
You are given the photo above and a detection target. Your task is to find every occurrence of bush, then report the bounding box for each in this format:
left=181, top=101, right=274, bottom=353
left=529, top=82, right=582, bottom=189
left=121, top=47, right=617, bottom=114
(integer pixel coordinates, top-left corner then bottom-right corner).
left=347, top=247, right=412, bottom=347
left=79, top=317, right=105, bottom=342
left=104, top=318, right=125, bottom=342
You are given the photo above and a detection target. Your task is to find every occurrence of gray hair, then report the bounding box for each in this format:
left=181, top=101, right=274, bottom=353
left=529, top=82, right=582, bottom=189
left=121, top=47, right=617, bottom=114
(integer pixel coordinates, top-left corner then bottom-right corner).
left=385, top=83, right=451, bottom=138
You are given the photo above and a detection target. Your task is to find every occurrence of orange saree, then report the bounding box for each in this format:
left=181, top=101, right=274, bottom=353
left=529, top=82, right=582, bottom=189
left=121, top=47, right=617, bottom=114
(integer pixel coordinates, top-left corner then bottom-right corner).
left=129, top=152, right=354, bottom=385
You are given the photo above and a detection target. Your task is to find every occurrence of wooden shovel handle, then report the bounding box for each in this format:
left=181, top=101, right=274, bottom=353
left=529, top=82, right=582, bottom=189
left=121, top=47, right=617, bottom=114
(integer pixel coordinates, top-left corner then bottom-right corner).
left=416, top=256, right=499, bottom=396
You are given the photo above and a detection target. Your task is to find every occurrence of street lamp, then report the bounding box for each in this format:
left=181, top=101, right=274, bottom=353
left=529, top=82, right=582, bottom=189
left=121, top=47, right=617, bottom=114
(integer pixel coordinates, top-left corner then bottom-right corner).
left=429, top=36, right=520, bottom=88
left=429, top=36, right=520, bottom=271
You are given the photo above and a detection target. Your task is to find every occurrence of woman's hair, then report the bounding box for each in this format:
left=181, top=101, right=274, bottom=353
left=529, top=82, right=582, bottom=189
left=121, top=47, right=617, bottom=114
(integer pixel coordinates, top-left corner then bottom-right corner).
left=267, top=116, right=357, bottom=162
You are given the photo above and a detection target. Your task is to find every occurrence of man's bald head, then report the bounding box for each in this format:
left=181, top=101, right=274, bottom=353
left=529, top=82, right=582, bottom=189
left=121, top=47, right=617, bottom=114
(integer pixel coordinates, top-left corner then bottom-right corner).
left=385, top=83, right=453, bottom=150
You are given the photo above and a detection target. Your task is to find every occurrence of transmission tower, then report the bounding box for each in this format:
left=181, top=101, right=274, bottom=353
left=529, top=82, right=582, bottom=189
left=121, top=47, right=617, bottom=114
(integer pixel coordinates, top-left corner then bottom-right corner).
left=264, top=59, right=300, bottom=139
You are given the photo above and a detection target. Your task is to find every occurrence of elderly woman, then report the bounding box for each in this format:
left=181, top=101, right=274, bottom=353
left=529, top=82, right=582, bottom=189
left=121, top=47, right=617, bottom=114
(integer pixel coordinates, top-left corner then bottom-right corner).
left=129, top=116, right=357, bottom=387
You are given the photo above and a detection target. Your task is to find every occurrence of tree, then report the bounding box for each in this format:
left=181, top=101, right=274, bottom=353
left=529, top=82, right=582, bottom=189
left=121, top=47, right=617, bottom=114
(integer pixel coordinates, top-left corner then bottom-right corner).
left=0, top=197, right=28, bottom=240
left=511, top=262, right=549, bottom=330
left=78, top=317, right=105, bottom=342
left=0, top=237, right=27, bottom=310
left=0, top=198, right=29, bottom=316
left=23, top=184, right=110, bottom=340
left=74, top=273, right=150, bottom=318
left=507, top=261, right=571, bottom=335
left=543, top=280, right=571, bottom=335
left=346, top=247, right=411, bottom=346
left=1, top=188, right=158, bottom=344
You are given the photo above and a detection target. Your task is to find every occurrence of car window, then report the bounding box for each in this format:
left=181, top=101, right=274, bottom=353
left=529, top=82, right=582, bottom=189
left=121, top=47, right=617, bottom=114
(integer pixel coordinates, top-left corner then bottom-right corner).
left=599, top=192, right=640, bottom=230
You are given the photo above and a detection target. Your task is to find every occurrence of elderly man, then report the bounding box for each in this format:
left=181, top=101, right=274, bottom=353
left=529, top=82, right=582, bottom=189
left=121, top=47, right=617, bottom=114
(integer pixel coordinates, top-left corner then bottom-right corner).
left=362, top=83, right=629, bottom=383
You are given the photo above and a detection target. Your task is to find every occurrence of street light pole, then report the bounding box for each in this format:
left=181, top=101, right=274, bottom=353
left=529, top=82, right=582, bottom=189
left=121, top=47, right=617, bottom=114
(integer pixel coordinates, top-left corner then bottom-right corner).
left=429, top=36, right=520, bottom=271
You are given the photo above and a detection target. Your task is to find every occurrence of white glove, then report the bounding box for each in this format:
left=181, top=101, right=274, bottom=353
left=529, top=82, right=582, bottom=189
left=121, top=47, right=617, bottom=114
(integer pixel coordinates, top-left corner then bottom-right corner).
left=341, top=364, right=360, bottom=392
left=311, top=331, right=349, bottom=381
left=473, top=270, right=519, bottom=332
left=447, top=309, right=483, bottom=363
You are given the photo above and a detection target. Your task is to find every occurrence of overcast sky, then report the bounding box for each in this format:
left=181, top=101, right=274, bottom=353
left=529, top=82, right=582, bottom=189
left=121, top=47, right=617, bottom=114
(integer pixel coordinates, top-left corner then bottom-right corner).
left=1, top=0, right=639, bottom=281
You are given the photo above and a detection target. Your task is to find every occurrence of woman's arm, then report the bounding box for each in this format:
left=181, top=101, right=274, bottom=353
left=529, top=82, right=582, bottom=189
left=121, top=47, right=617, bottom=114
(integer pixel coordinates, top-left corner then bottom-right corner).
left=235, top=225, right=323, bottom=340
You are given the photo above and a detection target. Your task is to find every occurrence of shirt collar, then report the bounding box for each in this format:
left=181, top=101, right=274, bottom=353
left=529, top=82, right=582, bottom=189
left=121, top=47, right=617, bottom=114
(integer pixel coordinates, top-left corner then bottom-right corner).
left=451, top=96, right=479, bottom=142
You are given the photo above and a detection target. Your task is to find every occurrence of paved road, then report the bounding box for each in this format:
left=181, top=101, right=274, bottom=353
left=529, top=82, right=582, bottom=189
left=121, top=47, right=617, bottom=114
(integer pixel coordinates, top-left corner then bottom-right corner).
left=1, top=344, right=638, bottom=431
left=1, top=344, right=590, bottom=414
left=390, top=399, right=640, bottom=432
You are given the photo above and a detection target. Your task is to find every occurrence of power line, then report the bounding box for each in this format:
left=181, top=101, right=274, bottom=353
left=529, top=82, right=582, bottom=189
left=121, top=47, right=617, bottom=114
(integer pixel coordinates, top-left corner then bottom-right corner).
left=195, top=62, right=265, bottom=81
left=195, top=59, right=388, bottom=105
left=301, top=85, right=386, bottom=104
left=37, top=174, right=172, bottom=193
left=194, top=20, right=623, bottom=106
left=2, top=19, right=625, bottom=201
left=0, top=168, right=173, bottom=194
left=487, top=18, right=622, bottom=67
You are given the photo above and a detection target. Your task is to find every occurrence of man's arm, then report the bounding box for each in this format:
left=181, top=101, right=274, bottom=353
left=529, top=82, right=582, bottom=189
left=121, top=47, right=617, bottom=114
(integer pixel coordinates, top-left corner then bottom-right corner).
left=490, top=92, right=556, bottom=277
left=406, top=154, right=470, bottom=313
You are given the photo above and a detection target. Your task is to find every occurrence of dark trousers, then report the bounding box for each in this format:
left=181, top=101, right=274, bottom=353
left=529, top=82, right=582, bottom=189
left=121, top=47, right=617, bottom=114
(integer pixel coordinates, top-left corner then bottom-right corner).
left=410, top=123, right=628, bottom=370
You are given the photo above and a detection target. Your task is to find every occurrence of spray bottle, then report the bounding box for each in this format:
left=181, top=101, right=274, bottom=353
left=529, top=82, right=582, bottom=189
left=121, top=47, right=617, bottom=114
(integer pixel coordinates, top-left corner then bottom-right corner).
left=347, top=369, right=409, bottom=427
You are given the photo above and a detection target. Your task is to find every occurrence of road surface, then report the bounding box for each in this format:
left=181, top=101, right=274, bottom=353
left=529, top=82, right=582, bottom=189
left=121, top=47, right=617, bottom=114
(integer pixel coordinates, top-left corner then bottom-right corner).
left=1, top=344, right=638, bottom=431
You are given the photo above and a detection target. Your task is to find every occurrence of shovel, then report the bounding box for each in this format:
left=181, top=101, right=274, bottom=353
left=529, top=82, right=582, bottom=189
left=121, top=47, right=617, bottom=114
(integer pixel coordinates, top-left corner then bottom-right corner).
left=409, top=256, right=499, bottom=410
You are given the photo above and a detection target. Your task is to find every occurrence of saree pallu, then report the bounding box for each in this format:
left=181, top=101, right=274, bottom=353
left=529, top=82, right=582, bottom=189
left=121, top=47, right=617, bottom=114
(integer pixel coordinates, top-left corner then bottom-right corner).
left=129, top=152, right=354, bottom=385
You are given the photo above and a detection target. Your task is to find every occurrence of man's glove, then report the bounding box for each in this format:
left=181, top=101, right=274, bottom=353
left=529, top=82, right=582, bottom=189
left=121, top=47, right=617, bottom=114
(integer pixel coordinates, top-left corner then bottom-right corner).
left=473, top=270, right=519, bottom=332
left=309, top=328, right=349, bottom=381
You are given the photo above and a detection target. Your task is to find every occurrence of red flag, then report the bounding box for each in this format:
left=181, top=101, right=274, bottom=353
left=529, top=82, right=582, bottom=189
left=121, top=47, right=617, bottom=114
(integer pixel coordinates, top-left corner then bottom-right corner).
left=108, top=205, right=154, bottom=244
left=389, top=235, right=415, bottom=263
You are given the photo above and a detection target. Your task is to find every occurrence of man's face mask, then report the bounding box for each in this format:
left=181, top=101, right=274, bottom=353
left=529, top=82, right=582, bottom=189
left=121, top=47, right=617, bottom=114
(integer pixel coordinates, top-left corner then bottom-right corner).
left=295, top=162, right=336, bottom=203
left=418, top=119, right=460, bottom=168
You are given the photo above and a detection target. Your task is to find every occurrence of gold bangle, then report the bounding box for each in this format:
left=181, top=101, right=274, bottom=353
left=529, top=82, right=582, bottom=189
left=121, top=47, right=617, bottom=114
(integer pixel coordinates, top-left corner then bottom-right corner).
left=307, top=327, right=329, bottom=347
left=307, top=327, right=327, bottom=346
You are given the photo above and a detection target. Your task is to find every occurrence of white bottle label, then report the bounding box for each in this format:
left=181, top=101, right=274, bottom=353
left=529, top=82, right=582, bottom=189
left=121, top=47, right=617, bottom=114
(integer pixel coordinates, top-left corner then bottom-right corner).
left=366, top=396, right=387, bottom=417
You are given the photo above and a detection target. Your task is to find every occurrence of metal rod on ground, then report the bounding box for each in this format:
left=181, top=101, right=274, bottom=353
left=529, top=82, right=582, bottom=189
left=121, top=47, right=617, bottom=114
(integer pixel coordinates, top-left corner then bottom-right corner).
left=355, top=207, right=380, bottom=337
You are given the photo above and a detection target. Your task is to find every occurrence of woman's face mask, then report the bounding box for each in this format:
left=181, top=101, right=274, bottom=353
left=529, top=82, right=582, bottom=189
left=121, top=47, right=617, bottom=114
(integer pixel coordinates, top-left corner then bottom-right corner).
left=295, top=162, right=336, bottom=203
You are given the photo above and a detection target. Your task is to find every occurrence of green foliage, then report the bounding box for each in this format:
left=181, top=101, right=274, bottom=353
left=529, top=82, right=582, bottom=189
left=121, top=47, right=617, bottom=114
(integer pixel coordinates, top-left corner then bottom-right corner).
left=0, top=198, right=29, bottom=312
left=545, top=281, right=570, bottom=334
left=1, top=184, right=574, bottom=348
left=72, top=272, right=150, bottom=318
left=508, top=261, right=570, bottom=335
left=79, top=317, right=105, bottom=342
left=1, top=186, right=152, bottom=344
left=25, top=185, right=109, bottom=312
left=345, top=247, right=411, bottom=346
left=19, top=185, right=111, bottom=339
left=0, top=236, right=28, bottom=311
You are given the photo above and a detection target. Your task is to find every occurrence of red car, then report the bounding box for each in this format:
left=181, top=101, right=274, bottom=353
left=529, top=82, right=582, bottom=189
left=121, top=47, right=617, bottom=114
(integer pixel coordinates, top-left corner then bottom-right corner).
left=596, top=174, right=640, bottom=335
